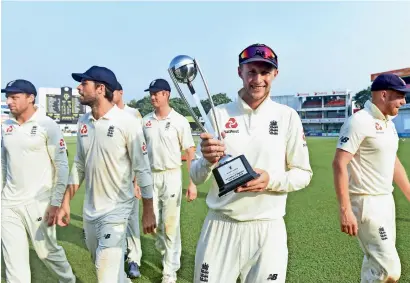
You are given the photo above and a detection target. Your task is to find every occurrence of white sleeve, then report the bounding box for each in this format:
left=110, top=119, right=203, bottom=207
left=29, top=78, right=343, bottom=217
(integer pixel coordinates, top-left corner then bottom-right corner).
left=179, top=118, right=195, bottom=150
left=127, top=117, right=153, bottom=198
left=336, top=117, right=365, bottom=154
left=267, top=110, right=313, bottom=193
left=1, top=134, right=7, bottom=190
left=45, top=121, right=70, bottom=206
left=68, top=122, right=85, bottom=186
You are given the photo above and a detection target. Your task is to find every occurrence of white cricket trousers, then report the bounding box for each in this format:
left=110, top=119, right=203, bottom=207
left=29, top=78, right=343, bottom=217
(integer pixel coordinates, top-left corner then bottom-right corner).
left=194, top=210, right=288, bottom=283
left=126, top=198, right=142, bottom=265
left=152, top=167, right=182, bottom=280
left=1, top=198, right=76, bottom=283
left=351, top=193, right=401, bottom=283
left=83, top=215, right=131, bottom=283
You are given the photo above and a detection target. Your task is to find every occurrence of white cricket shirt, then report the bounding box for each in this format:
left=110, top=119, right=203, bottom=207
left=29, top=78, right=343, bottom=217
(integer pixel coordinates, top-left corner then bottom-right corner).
left=1, top=108, right=69, bottom=208
left=190, top=90, right=313, bottom=221
left=124, top=105, right=143, bottom=121
left=337, top=100, right=399, bottom=195
left=68, top=105, right=153, bottom=221
left=143, top=109, right=195, bottom=171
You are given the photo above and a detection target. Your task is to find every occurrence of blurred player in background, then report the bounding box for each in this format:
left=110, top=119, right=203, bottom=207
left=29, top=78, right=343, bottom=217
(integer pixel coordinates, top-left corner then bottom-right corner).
left=143, top=78, right=197, bottom=283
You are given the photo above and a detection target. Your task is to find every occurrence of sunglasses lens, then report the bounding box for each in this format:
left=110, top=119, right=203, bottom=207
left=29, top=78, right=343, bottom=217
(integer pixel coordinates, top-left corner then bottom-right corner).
left=240, top=46, right=276, bottom=60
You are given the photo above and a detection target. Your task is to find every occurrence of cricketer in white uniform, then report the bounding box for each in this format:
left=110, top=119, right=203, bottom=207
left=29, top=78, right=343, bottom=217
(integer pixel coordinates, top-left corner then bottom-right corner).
left=190, top=43, right=313, bottom=283
left=143, top=78, right=197, bottom=283
left=1, top=79, right=76, bottom=283
left=113, top=82, right=144, bottom=279
left=333, top=73, right=410, bottom=283
left=56, top=66, right=156, bottom=283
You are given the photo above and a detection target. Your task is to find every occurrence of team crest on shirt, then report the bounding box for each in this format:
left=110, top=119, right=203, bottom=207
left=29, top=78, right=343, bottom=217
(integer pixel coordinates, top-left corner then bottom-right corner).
left=4, top=125, right=14, bottom=135
left=107, top=125, right=115, bottom=137
left=30, top=126, right=38, bottom=136
left=224, top=118, right=239, bottom=133
left=80, top=124, right=88, bottom=137
left=165, top=121, right=171, bottom=131
left=145, top=120, right=152, bottom=128
left=269, top=120, right=279, bottom=135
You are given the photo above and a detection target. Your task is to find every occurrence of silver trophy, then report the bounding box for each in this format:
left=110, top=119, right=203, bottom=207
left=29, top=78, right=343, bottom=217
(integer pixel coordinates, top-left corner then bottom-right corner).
left=168, top=55, right=259, bottom=197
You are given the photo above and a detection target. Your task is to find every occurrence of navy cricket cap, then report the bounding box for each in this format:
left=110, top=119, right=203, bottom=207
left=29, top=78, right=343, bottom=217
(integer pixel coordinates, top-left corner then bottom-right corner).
left=371, top=73, right=410, bottom=94
left=239, top=43, right=278, bottom=68
left=1, top=79, right=37, bottom=96
left=144, top=79, right=171, bottom=92
left=72, top=66, right=118, bottom=91
left=116, top=82, right=123, bottom=91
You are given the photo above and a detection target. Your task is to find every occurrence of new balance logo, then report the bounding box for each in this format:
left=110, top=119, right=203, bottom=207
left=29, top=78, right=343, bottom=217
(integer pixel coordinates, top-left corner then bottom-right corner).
left=104, top=234, right=111, bottom=239
left=107, top=126, right=114, bottom=137
left=199, top=262, right=209, bottom=282
left=379, top=227, right=388, bottom=240
left=339, top=136, right=349, bottom=144
left=267, top=273, right=278, bottom=280
left=165, top=121, right=171, bottom=131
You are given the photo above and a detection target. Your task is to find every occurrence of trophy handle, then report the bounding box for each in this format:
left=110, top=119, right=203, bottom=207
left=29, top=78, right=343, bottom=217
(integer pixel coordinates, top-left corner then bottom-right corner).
left=187, top=82, right=196, bottom=95
left=168, top=68, right=207, bottom=133
left=194, top=59, right=222, bottom=140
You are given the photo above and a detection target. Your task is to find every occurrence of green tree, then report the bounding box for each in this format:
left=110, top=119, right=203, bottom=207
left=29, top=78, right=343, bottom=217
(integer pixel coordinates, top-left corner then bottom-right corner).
left=192, top=93, right=232, bottom=116
left=127, top=96, right=153, bottom=117
left=353, top=86, right=371, bottom=109
left=126, top=93, right=232, bottom=118
left=169, top=97, right=191, bottom=116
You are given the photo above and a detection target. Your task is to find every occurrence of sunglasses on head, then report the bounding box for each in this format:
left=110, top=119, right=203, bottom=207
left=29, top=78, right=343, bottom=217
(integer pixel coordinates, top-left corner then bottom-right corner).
left=239, top=45, right=278, bottom=65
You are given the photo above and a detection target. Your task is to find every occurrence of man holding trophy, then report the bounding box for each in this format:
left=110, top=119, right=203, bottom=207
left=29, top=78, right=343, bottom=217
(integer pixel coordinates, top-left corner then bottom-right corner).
left=168, top=43, right=313, bottom=283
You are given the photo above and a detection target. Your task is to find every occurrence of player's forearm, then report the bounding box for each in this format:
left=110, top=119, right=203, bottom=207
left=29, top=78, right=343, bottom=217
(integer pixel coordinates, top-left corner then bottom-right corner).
left=142, top=196, right=154, bottom=213
left=267, top=167, right=312, bottom=193
left=332, top=160, right=352, bottom=211
left=190, top=157, right=217, bottom=185
left=62, top=184, right=80, bottom=206
left=393, top=157, right=410, bottom=200
left=186, top=148, right=195, bottom=184
left=51, top=158, right=70, bottom=207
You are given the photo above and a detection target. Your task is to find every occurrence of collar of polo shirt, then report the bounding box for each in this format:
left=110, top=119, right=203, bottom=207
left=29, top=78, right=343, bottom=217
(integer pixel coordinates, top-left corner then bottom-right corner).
left=364, top=100, right=395, bottom=121
left=237, top=88, right=272, bottom=114
left=151, top=108, right=175, bottom=121
left=88, top=105, right=120, bottom=121
left=9, top=105, right=41, bottom=123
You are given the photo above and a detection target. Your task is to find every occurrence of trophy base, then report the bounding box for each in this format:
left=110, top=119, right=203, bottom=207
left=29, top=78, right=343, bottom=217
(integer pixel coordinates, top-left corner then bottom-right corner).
left=212, top=154, right=260, bottom=197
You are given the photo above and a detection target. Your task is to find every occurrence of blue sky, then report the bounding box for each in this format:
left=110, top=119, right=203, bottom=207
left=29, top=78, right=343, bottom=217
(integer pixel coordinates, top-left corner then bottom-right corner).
left=2, top=1, right=410, bottom=103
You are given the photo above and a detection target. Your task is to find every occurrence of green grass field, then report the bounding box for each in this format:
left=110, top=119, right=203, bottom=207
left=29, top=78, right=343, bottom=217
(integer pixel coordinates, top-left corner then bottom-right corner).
left=2, top=137, right=410, bottom=283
